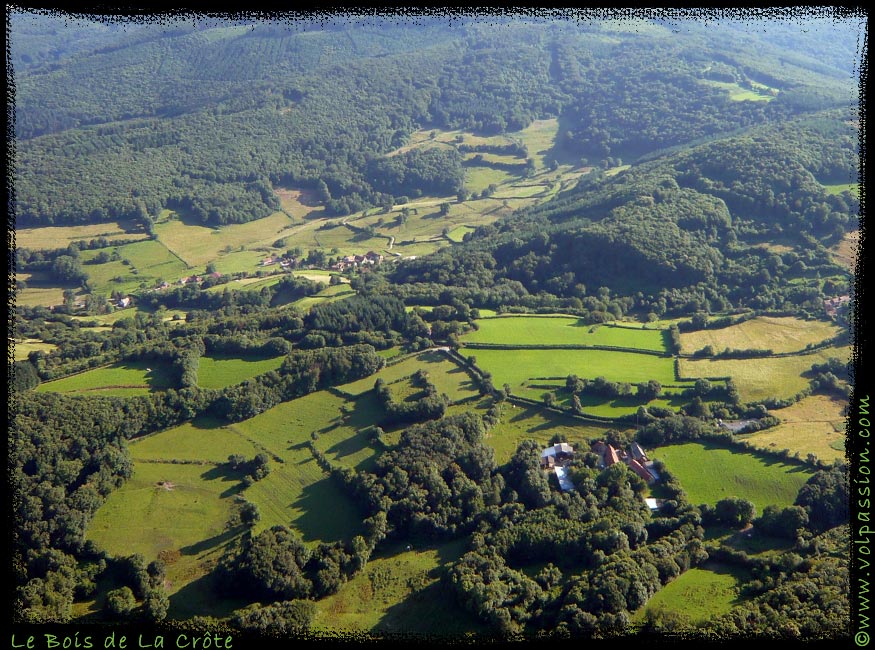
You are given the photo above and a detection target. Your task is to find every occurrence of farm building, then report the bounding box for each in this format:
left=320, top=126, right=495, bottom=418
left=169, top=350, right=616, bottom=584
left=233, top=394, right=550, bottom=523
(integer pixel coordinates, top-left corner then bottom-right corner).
left=554, top=466, right=574, bottom=492
left=591, top=440, right=659, bottom=484
left=540, top=442, right=575, bottom=468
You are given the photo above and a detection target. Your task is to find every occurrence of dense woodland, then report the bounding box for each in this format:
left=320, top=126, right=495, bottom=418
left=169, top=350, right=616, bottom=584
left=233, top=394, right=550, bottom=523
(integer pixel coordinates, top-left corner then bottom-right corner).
left=11, top=10, right=860, bottom=642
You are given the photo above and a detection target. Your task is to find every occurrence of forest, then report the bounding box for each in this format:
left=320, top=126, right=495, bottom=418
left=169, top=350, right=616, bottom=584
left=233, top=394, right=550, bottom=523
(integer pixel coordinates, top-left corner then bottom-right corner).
left=10, top=9, right=861, bottom=644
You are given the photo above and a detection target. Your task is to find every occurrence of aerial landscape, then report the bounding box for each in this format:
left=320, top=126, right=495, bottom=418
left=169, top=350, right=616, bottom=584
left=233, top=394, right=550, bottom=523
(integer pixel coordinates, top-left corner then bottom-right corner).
left=9, top=8, right=862, bottom=643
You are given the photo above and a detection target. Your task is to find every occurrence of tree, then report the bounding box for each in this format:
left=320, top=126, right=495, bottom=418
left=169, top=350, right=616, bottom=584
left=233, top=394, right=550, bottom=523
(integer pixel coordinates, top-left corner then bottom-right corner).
left=241, top=502, right=261, bottom=527
left=106, top=587, right=137, bottom=618
left=143, top=589, right=169, bottom=621
left=715, top=497, right=756, bottom=528
left=543, top=392, right=556, bottom=408
left=440, top=202, right=451, bottom=216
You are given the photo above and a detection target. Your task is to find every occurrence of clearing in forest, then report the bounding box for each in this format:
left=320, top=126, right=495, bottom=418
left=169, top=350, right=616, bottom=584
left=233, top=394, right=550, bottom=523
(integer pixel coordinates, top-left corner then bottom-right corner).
left=679, top=316, right=842, bottom=355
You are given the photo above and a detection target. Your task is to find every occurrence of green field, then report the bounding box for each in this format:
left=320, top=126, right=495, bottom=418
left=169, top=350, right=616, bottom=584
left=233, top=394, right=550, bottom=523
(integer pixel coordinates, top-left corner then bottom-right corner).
left=313, top=539, right=486, bottom=635
left=700, top=79, right=776, bottom=102
left=651, top=441, right=813, bottom=512
left=86, top=461, right=246, bottom=603
left=197, top=354, right=286, bottom=389
left=633, top=564, right=747, bottom=626
left=15, top=219, right=147, bottom=250
left=463, top=317, right=667, bottom=352
left=229, top=392, right=368, bottom=542
left=338, top=350, right=479, bottom=402
left=292, top=283, right=357, bottom=311
left=130, top=417, right=263, bottom=464
left=446, top=225, right=476, bottom=242
left=822, top=182, right=860, bottom=197
left=463, top=348, right=679, bottom=390
left=742, top=393, right=848, bottom=462
left=678, top=345, right=851, bottom=403
left=12, top=338, right=57, bottom=361
left=679, top=316, right=841, bottom=355
left=35, top=360, right=176, bottom=396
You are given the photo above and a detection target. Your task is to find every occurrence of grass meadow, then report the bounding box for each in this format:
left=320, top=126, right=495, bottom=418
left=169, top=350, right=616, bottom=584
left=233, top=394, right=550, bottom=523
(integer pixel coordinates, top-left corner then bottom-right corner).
left=130, top=417, right=263, bottom=464
left=15, top=219, right=146, bottom=250
left=679, top=316, right=841, bottom=355
left=35, top=360, right=176, bottom=396
left=462, top=348, right=679, bottom=390
left=632, top=564, right=748, bottom=626
left=740, top=393, right=848, bottom=462
left=463, top=316, right=667, bottom=352
left=650, top=441, right=813, bottom=511
left=678, top=345, right=851, bottom=403
left=12, top=338, right=57, bottom=361
left=197, top=353, right=286, bottom=389
left=85, top=461, right=247, bottom=605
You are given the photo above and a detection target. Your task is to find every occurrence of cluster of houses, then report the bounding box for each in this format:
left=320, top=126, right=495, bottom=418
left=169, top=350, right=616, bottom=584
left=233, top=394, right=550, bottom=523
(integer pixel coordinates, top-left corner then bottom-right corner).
left=823, top=295, right=850, bottom=318
left=329, top=251, right=384, bottom=272
left=260, top=254, right=298, bottom=269
left=591, top=440, right=661, bottom=485
left=538, top=440, right=662, bottom=494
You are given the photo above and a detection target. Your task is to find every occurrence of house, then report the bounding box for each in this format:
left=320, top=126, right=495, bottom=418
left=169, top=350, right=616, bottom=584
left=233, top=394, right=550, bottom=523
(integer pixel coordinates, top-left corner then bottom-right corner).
left=824, top=295, right=850, bottom=318
left=630, top=442, right=648, bottom=462
left=262, top=257, right=277, bottom=266
left=604, top=444, right=621, bottom=467
left=540, top=442, right=575, bottom=469
left=117, top=296, right=132, bottom=308
left=365, top=250, right=384, bottom=264
left=628, top=459, right=657, bottom=484
left=644, top=498, right=663, bottom=512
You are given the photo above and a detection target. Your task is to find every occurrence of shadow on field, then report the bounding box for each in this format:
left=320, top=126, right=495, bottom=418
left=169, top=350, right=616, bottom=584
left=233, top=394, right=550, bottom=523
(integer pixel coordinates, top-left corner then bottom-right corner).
left=199, top=465, right=248, bottom=498
left=179, top=525, right=244, bottom=556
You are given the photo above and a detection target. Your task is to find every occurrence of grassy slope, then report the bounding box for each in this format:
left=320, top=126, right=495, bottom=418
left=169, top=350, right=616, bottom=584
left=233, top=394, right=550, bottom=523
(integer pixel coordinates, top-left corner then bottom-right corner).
left=651, top=441, right=813, bottom=511
left=463, top=316, right=667, bottom=351
left=678, top=345, right=851, bottom=403
left=679, top=316, right=841, bottom=355
left=197, top=354, right=286, bottom=389
left=35, top=360, right=176, bottom=396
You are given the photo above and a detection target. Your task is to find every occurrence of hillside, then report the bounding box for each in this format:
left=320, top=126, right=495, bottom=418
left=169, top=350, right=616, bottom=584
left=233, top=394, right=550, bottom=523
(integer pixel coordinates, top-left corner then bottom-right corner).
left=10, top=8, right=861, bottom=644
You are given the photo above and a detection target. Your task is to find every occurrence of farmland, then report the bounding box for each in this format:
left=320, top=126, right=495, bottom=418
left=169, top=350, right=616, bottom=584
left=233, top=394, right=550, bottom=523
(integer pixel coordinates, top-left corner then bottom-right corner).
left=35, top=360, right=176, bottom=396
left=463, top=316, right=667, bottom=352
left=12, top=338, right=57, bottom=361
left=338, top=350, right=479, bottom=402
left=197, top=354, right=286, bottom=390
left=85, top=461, right=247, bottom=603
left=678, top=345, right=851, bottom=403
left=679, top=316, right=841, bottom=355
left=130, top=417, right=263, bottom=464
left=15, top=219, right=146, bottom=250
left=650, top=441, right=813, bottom=511
left=633, top=564, right=747, bottom=626
left=739, top=394, right=848, bottom=462
left=463, top=348, right=680, bottom=390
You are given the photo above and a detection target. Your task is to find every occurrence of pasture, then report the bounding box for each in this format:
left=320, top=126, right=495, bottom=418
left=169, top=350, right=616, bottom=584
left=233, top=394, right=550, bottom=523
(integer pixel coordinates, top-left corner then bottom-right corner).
left=313, top=539, right=486, bottom=635
left=229, top=392, right=368, bottom=543
left=154, top=210, right=298, bottom=269
left=678, top=345, right=851, bottom=403
left=338, top=350, right=478, bottom=402
left=738, top=394, right=848, bottom=462
left=700, top=79, right=775, bottom=101
left=462, top=316, right=667, bottom=352
left=35, top=360, right=176, bottom=396
left=130, top=417, right=263, bottom=464
left=446, top=225, right=476, bottom=242
left=633, top=564, right=747, bottom=626
left=291, top=283, right=356, bottom=311
left=650, top=441, right=813, bottom=511
left=462, top=348, right=679, bottom=390
left=822, top=182, right=860, bottom=198
left=197, top=354, right=286, bottom=390
left=15, top=272, right=67, bottom=308
left=679, top=316, right=841, bottom=355
left=85, top=461, right=246, bottom=600
left=15, top=219, right=146, bottom=250
left=12, top=338, right=57, bottom=361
